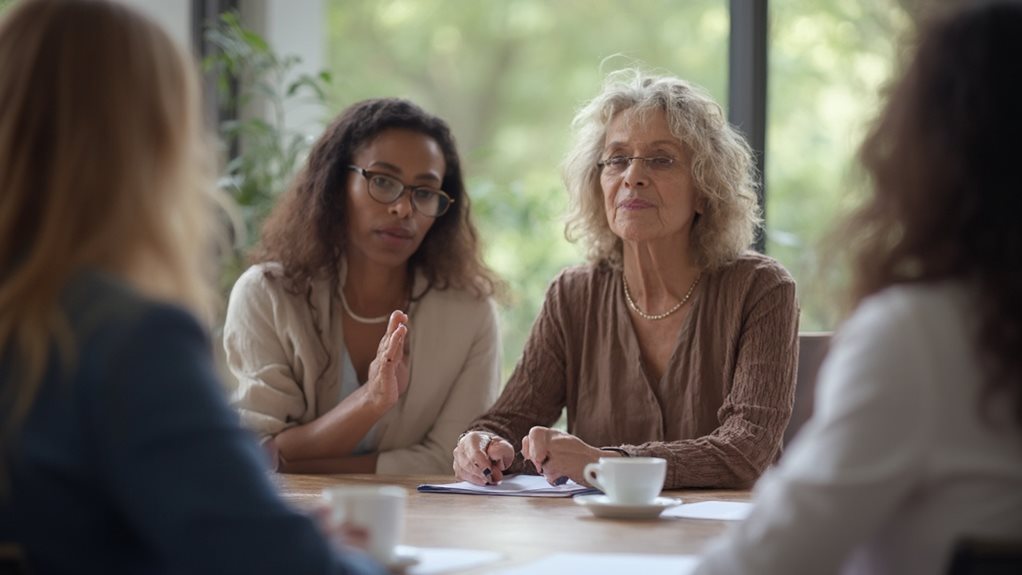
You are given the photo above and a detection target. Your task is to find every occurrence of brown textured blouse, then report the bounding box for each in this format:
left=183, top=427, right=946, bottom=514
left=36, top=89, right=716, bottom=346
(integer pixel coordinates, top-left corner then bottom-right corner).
left=470, top=252, right=800, bottom=488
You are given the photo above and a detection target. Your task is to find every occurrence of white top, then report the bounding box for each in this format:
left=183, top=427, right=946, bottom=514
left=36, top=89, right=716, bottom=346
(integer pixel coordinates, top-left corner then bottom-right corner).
left=695, top=282, right=1022, bottom=575
left=339, top=350, right=379, bottom=454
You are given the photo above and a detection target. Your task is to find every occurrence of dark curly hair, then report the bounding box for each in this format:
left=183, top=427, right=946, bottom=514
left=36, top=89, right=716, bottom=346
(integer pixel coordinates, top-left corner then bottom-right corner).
left=252, top=98, right=500, bottom=300
left=843, top=0, right=1022, bottom=426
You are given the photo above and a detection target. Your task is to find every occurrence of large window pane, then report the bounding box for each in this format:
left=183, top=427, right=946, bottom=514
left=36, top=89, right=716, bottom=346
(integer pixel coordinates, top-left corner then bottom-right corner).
left=326, top=0, right=728, bottom=376
left=766, top=1, right=911, bottom=329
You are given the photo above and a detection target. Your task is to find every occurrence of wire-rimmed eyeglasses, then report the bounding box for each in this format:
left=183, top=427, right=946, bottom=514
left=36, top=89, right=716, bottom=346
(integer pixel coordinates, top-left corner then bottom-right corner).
left=348, top=165, right=454, bottom=218
left=596, top=155, right=676, bottom=176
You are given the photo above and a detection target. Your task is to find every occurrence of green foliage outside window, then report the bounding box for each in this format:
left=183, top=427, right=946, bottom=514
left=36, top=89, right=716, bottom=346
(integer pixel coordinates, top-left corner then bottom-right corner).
left=767, top=0, right=912, bottom=328
left=207, top=0, right=915, bottom=381
left=203, top=10, right=333, bottom=293
left=326, top=0, right=729, bottom=378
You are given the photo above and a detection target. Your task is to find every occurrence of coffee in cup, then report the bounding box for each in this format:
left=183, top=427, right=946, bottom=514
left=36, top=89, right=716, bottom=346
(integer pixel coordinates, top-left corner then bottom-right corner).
left=583, top=457, right=666, bottom=505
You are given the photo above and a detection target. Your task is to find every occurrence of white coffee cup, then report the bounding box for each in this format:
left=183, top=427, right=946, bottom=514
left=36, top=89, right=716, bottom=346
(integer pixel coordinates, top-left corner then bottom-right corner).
left=322, top=485, right=406, bottom=563
left=583, top=457, right=667, bottom=505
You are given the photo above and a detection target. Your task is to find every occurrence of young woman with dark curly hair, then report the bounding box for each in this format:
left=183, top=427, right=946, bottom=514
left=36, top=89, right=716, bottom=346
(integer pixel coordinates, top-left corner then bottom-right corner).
left=225, top=98, right=502, bottom=475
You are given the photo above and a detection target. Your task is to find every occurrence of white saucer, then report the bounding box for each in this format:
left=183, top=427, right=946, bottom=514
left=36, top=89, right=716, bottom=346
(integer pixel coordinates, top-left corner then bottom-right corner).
left=385, top=547, right=420, bottom=571
left=574, top=494, right=682, bottom=519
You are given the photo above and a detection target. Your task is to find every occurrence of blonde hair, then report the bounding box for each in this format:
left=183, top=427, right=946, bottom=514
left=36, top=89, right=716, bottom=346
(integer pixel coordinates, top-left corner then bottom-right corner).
left=563, top=69, right=761, bottom=269
left=0, top=0, right=217, bottom=464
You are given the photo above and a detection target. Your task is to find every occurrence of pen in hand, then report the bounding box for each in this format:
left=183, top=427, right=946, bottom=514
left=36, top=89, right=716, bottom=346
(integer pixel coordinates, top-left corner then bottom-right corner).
left=533, top=453, right=569, bottom=486
left=485, top=459, right=504, bottom=485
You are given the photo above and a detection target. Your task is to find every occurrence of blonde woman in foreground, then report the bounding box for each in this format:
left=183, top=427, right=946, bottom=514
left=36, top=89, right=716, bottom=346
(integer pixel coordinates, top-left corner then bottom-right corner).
left=695, top=2, right=1022, bottom=573
left=0, top=1, right=382, bottom=573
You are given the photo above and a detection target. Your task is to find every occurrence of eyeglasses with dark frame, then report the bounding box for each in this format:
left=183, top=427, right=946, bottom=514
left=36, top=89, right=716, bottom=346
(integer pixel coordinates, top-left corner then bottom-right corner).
left=596, top=155, right=677, bottom=176
left=347, top=165, right=455, bottom=218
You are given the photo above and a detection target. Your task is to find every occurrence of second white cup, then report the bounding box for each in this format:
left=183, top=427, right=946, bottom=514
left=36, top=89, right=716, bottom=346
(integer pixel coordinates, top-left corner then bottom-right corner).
left=583, top=457, right=666, bottom=505
left=322, top=485, right=406, bottom=563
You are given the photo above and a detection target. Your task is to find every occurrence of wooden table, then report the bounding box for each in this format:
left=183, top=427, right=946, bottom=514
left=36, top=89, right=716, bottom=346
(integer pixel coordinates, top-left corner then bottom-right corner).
left=275, top=474, right=751, bottom=572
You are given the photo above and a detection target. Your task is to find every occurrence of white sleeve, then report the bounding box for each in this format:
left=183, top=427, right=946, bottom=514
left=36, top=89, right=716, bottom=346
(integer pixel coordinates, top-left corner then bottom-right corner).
left=223, top=267, right=307, bottom=438
left=694, top=293, right=935, bottom=574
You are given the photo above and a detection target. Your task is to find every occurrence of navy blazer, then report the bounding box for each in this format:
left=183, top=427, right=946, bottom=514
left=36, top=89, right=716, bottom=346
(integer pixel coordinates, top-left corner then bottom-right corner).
left=0, top=271, right=384, bottom=575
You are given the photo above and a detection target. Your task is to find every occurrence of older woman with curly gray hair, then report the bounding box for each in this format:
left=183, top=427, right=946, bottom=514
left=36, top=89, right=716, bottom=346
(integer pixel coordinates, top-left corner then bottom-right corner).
left=453, top=69, right=799, bottom=489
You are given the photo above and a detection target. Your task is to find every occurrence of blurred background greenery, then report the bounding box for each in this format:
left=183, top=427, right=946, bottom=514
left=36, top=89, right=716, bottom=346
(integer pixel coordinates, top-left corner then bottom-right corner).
left=0, top=0, right=988, bottom=535
left=318, top=0, right=911, bottom=378
left=329, top=0, right=729, bottom=379
left=0, top=0, right=915, bottom=381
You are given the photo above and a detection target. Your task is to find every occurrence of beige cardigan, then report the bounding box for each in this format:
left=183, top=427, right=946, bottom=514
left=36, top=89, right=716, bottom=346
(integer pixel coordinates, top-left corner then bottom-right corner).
left=223, top=263, right=501, bottom=474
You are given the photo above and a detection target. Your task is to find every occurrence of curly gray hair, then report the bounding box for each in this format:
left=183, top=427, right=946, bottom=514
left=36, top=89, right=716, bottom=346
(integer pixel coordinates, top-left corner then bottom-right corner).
left=563, top=69, right=761, bottom=270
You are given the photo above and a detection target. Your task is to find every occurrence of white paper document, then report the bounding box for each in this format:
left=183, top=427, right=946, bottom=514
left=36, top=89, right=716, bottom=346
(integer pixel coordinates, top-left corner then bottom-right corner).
left=662, top=500, right=753, bottom=521
left=494, top=552, right=699, bottom=575
left=417, top=474, right=597, bottom=498
left=402, top=546, right=503, bottom=575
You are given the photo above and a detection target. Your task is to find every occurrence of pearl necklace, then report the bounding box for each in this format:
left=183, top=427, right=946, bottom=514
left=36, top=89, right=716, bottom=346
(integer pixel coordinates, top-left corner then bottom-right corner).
left=622, top=272, right=702, bottom=321
left=340, top=287, right=393, bottom=324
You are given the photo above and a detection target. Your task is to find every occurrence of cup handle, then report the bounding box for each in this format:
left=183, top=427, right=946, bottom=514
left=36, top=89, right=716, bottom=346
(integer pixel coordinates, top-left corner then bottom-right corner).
left=583, top=463, right=606, bottom=493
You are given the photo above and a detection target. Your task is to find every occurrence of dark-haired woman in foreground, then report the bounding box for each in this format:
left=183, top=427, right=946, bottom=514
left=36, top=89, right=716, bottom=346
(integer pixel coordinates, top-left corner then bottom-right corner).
left=695, top=2, right=1022, bottom=573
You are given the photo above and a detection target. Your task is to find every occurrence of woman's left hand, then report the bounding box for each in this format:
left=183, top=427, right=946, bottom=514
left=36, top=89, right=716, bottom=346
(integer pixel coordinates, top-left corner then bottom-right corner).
left=520, top=426, right=607, bottom=486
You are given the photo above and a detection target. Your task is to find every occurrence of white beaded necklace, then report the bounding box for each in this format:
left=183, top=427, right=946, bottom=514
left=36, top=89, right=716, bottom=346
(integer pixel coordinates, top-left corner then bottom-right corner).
left=623, top=272, right=702, bottom=321
left=340, top=287, right=393, bottom=324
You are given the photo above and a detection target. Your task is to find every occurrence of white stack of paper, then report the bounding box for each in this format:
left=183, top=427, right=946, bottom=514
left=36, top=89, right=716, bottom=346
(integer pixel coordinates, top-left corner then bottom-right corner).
left=402, top=546, right=504, bottom=575
left=494, top=552, right=699, bottom=575
left=662, top=500, right=753, bottom=521
left=417, top=474, right=597, bottom=498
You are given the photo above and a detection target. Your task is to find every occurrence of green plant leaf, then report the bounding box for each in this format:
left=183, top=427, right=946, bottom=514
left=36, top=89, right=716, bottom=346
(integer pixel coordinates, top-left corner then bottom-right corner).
left=285, top=74, right=326, bottom=99
left=205, top=7, right=334, bottom=283
left=241, top=29, right=270, bottom=53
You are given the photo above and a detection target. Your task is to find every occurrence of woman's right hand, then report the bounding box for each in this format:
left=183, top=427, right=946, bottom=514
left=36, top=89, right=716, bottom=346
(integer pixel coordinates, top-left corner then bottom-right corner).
left=453, top=431, right=515, bottom=485
left=364, top=311, right=410, bottom=411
